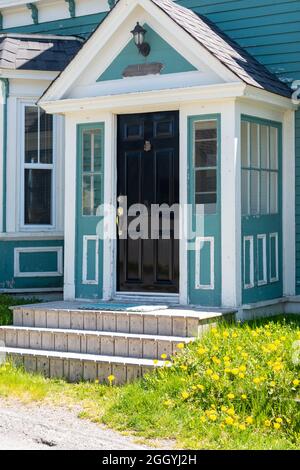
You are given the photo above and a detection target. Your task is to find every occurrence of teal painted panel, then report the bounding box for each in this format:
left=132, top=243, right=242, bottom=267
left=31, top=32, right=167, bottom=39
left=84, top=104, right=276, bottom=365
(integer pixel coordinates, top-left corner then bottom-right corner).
left=188, top=114, right=221, bottom=307
left=75, top=123, right=104, bottom=299
left=0, top=240, right=63, bottom=290
left=86, top=239, right=97, bottom=282
left=98, top=24, right=196, bottom=82
left=199, top=240, right=212, bottom=287
left=19, top=251, right=58, bottom=273
left=0, top=12, right=107, bottom=38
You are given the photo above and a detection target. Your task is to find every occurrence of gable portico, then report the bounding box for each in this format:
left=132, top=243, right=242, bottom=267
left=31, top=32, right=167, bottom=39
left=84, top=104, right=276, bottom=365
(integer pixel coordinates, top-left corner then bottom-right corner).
left=39, top=0, right=296, bottom=315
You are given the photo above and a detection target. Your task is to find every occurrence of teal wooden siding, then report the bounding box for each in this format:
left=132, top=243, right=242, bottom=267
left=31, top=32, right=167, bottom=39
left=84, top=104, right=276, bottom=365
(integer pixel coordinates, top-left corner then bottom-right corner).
left=177, top=0, right=300, bottom=293
left=0, top=12, right=106, bottom=38
left=98, top=23, right=196, bottom=81
left=0, top=240, right=63, bottom=290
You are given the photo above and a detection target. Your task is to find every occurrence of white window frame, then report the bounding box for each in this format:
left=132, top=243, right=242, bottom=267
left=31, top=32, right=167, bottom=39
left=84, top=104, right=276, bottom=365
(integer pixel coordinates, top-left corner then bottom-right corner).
left=19, top=101, right=56, bottom=231
left=269, top=232, right=279, bottom=283
left=243, top=235, right=254, bottom=289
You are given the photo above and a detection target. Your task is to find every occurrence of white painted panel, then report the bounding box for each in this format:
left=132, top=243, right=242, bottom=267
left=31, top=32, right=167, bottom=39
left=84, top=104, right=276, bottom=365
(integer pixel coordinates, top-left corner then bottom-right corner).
left=243, top=236, right=254, bottom=289
left=14, top=246, right=63, bottom=277
left=257, top=234, right=267, bottom=286
left=82, top=235, right=99, bottom=285
left=270, top=232, right=279, bottom=283
left=195, top=236, right=215, bottom=290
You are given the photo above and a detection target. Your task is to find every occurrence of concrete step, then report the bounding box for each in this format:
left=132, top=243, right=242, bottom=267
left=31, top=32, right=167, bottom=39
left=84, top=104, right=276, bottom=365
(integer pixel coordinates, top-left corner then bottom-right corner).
left=12, top=303, right=235, bottom=337
left=0, top=346, right=165, bottom=384
left=0, top=326, right=193, bottom=359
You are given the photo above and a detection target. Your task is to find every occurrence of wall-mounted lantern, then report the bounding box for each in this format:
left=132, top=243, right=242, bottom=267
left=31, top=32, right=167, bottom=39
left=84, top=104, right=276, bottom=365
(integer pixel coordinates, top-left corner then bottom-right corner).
left=131, top=22, right=151, bottom=57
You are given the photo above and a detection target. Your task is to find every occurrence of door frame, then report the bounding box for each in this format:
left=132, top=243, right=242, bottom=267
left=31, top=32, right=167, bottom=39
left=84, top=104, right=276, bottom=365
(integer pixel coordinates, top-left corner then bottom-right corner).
left=101, top=108, right=188, bottom=304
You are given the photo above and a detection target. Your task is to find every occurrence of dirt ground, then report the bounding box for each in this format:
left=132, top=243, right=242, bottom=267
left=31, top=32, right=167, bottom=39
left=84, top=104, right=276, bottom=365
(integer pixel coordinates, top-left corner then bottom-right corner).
left=0, top=398, right=151, bottom=450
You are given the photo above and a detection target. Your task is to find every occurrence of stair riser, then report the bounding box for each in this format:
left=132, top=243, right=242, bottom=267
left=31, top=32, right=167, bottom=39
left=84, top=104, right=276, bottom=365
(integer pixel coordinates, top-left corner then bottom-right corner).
left=7, top=353, right=151, bottom=384
left=14, top=309, right=227, bottom=337
left=0, top=329, right=186, bottom=359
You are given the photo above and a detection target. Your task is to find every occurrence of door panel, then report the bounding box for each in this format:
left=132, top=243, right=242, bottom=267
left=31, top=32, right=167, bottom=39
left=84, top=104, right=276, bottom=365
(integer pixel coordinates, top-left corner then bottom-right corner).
left=117, top=112, right=179, bottom=293
left=75, top=123, right=104, bottom=299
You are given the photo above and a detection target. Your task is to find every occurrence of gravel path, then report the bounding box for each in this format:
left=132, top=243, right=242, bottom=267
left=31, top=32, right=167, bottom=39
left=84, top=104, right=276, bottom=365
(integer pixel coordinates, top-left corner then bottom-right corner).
left=0, top=399, right=151, bottom=450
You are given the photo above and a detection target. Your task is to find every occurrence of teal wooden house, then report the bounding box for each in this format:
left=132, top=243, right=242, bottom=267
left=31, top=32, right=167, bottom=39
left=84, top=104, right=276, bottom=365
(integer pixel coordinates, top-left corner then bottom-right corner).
left=0, top=0, right=299, bottom=319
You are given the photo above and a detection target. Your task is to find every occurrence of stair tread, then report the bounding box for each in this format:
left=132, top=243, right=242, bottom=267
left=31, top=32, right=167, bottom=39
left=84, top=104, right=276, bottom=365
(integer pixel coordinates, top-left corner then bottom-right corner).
left=0, top=325, right=193, bottom=342
left=0, top=346, right=167, bottom=367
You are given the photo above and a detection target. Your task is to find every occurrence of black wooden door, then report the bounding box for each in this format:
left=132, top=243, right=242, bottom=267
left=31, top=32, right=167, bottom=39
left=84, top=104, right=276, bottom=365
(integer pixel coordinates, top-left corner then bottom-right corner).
left=117, top=111, right=179, bottom=293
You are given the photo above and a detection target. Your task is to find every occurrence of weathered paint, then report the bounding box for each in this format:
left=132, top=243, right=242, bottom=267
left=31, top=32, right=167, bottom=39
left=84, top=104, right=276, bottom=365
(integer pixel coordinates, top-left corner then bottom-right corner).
left=0, top=240, right=63, bottom=290
left=188, top=114, right=221, bottom=307
left=75, top=123, right=105, bottom=299
left=98, top=24, right=196, bottom=82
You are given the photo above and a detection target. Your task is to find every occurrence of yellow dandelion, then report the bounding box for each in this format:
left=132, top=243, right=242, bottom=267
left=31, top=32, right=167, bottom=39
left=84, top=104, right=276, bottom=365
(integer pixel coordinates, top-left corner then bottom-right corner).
left=227, top=408, right=235, bottom=416
left=177, top=343, right=185, bottom=350
left=200, top=416, right=206, bottom=423
left=239, top=424, right=246, bottom=431
left=180, top=365, right=188, bottom=371
left=108, top=374, right=115, bottom=384
left=161, top=353, right=168, bottom=360
left=239, top=373, right=245, bottom=379
left=245, top=416, right=253, bottom=425
left=198, top=347, right=207, bottom=355
left=264, top=420, right=271, bottom=427
left=227, top=393, right=235, bottom=400
left=231, top=368, right=239, bottom=376
left=274, top=422, right=281, bottom=430
left=225, top=417, right=234, bottom=426
left=276, top=418, right=283, bottom=424
left=153, top=360, right=159, bottom=365
left=163, top=400, right=173, bottom=407
left=293, top=379, right=300, bottom=387
left=212, top=356, right=221, bottom=365
left=223, top=356, right=231, bottom=362
left=212, top=373, right=220, bottom=381
left=206, top=369, right=213, bottom=376
left=239, top=365, right=247, bottom=372
left=270, top=381, right=276, bottom=387
left=94, top=379, right=99, bottom=384
left=181, top=391, right=189, bottom=400
left=221, top=406, right=227, bottom=412
left=197, top=384, right=205, bottom=391
left=223, top=331, right=230, bottom=338
left=241, top=394, right=247, bottom=400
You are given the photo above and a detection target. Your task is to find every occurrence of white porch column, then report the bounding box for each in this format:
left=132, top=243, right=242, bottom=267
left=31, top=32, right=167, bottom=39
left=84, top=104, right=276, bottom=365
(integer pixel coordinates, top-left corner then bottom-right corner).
left=0, top=82, right=5, bottom=233
left=282, top=109, right=296, bottom=296
left=63, top=116, right=77, bottom=300
left=221, top=100, right=242, bottom=307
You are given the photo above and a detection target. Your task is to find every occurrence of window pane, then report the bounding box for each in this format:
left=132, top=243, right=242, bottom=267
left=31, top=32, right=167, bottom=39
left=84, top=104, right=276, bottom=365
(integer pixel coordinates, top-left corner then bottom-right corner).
left=25, top=106, right=38, bottom=164
left=82, top=175, right=101, bottom=216
left=24, top=169, right=51, bottom=224
left=93, top=130, right=102, bottom=173
left=195, top=140, right=217, bottom=167
left=270, top=172, right=278, bottom=214
left=250, top=170, right=260, bottom=215
left=195, top=120, right=217, bottom=140
left=40, top=110, right=53, bottom=163
left=250, top=123, right=259, bottom=168
left=241, top=121, right=249, bottom=167
left=260, top=170, right=269, bottom=214
left=270, top=127, right=278, bottom=170
left=83, top=132, right=92, bottom=172
left=241, top=169, right=250, bottom=215
left=195, top=169, right=216, bottom=193
left=260, top=125, right=269, bottom=169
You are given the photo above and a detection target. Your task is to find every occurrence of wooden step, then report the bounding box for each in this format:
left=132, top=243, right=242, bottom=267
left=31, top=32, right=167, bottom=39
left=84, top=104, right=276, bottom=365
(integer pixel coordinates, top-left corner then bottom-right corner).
left=12, top=303, right=235, bottom=337
left=0, top=326, right=193, bottom=359
left=0, top=346, right=166, bottom=384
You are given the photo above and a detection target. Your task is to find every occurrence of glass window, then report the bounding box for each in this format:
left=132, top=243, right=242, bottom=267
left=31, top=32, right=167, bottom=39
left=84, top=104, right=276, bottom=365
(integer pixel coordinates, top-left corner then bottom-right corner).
left=194, top=120, right=218, bottom=215
left=241, top=119, right=279, bottom=217
left=82, top=129, right=103, bottom=216
left=24, top=106, right=53, bottom=226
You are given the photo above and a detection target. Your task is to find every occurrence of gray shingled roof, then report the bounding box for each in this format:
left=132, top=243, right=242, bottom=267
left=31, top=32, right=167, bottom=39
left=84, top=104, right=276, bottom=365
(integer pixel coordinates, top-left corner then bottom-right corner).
left=150, top=0, right=291, bottom=98
left=0, top=33, right=83, bottom=71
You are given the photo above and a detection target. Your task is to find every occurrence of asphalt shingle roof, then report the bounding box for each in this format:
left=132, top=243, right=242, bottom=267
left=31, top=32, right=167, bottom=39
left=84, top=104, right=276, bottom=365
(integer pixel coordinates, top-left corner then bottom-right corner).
left=150, top=0, right=291, bottom=98
left=0, top=34, right=83, bottom=71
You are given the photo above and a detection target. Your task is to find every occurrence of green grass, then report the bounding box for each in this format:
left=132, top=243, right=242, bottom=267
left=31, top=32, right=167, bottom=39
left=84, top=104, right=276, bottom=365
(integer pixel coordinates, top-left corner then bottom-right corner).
left=0, top=315, right=300, bottom=449
left=0, top=294, right=39, bottom=326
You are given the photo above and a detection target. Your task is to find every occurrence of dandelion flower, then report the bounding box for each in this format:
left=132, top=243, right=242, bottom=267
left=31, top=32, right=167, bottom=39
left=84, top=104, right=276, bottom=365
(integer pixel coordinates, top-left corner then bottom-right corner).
left=181, top=391, right=189, bottom=400
left=225, top=417, right=234, bottom=426
left=94, top=379, right=99, bottom=384
left=161, top=353, right=168, bottom=360
left=177, top=343, right=185, bottom=350
left=276, top=418, right=283, bottom=424
left=245, top=416, right=253, bottom=425
left=241, top=394, right=247, bottom=400
left=227, top=393, right=235, bottom=400
left=264, top=420, right=271, bottom=427
left=274, top=422, right=281, bottom=430
left=239, top=424, right=246, bottom=431
left=293, top=379, right=300, bottom=387
left=108, top=374, right=115, bottom=384
left=212, top=373, right=220, bottom=381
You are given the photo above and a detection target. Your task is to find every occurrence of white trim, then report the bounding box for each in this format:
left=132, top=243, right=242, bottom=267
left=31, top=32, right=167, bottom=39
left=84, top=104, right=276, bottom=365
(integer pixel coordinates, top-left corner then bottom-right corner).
left=257, top=233, right=267, bottom=286
left=41, top=83, right=246, bottom=114
left=0, top=69, right=59, bottom=81
left=195, top=236, right=215, bottom=290
left=269, top=232, right=279, bottom=283
left=243, top=236, right=254, bottom=289
left=0, top=288, right=63, bottom=293
left=82, top=235, right=99, bottom=285
left=14, top=246, right=63, bottom=278
left=179, top=109, right=188, bottom=305
left=282, top=110, right=296, bottom=296
left=19, top=101, right=56, bottom=232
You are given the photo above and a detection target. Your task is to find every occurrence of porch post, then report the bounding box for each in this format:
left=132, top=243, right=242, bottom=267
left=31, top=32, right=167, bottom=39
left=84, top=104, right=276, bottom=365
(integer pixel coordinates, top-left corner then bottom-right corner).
left=64, top=117, right=77, bottom=300
left=282, top=109, right=296, bottom=296
left=221, top=100, right=242, bottom=308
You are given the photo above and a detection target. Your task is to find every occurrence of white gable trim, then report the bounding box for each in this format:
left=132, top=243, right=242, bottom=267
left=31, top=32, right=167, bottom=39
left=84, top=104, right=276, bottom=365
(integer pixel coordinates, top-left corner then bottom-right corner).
left=39, top=0, right=238, bottom=104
